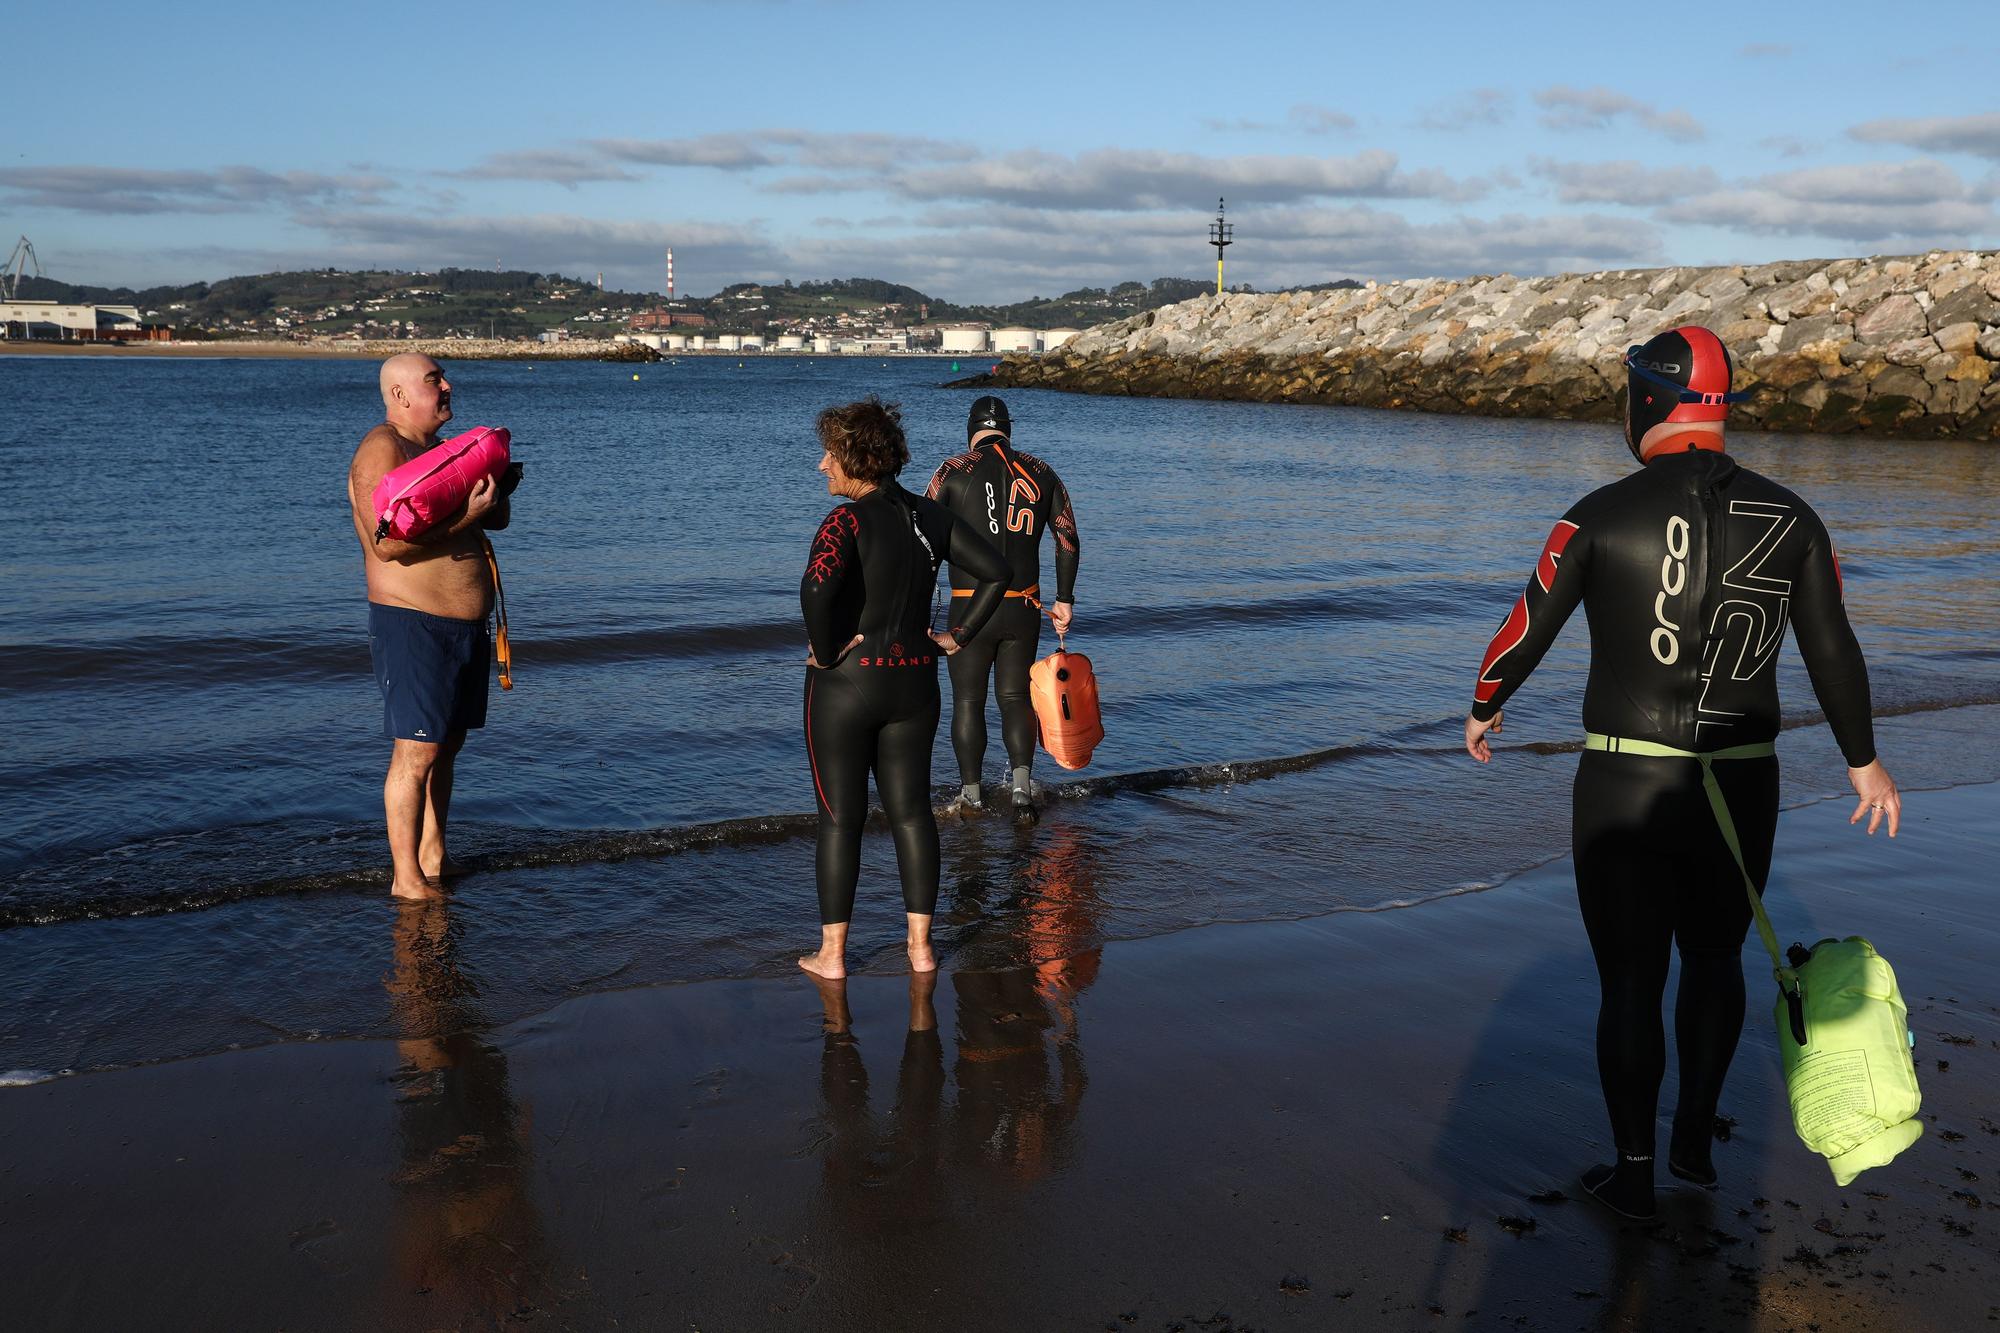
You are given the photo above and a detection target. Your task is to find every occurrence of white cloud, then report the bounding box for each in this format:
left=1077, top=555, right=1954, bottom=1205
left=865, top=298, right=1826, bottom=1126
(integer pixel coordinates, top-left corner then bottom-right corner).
left=1656, top=159, right=1999, bottom=242
left=1417, top=89, right=1512, bottom=131
left=1528, top=158, right=1722, bottom=206
left=452, top=150, right=641, bottom=187
left=1289, top=104, right=1357, bottom=135
left=1849, top=112, right=2000, bottom=161
left=1533, top=85, right=1705, bottom=142
left=1757, top=135, right=1815, bottom=158
left=0, top=165, right=391, bottom=215
left=836, top=147, right=1491, bottom=210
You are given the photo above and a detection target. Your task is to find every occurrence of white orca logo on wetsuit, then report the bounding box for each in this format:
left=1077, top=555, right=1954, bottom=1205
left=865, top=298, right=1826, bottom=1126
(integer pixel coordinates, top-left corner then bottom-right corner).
left=1650, top=516, right=1690, bottom=664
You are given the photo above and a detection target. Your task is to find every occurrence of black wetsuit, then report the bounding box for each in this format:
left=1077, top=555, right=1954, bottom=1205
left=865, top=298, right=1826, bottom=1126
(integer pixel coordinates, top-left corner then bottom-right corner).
left=1472, top=439, right=1876, bottom=1175
left=801, top=482, right=1008, bottom=924
left=925, top=437, right=1079, bottom=784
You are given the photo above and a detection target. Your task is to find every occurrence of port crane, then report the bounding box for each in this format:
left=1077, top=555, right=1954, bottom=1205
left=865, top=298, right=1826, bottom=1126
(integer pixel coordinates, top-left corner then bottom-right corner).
left=5, top=235, right=44, bottom=300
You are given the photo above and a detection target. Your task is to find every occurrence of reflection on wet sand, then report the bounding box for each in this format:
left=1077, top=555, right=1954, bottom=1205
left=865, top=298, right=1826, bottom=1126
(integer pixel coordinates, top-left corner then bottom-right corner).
left=810, top=820, right=1105, bottom=1228
left=385, top=901, right=548, bottom=1323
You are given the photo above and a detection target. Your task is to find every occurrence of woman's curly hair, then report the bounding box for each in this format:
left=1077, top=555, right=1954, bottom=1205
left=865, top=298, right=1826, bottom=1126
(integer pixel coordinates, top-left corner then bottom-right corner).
left=817, top=396, right=908, bottom=484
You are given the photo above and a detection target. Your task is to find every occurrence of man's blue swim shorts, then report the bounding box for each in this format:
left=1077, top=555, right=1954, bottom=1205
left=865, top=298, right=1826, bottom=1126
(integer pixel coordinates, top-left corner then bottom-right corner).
left=367, top=603, right=490, bottom=742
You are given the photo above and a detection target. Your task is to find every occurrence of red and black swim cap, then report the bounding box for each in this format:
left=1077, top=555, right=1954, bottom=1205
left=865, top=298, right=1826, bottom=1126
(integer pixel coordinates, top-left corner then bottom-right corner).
left=1623, top=325, right=1749, bottom=462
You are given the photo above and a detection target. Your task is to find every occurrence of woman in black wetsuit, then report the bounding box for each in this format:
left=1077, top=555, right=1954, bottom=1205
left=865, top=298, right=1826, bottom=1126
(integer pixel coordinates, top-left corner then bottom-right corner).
left=799, top=398, right=1009, bottom=979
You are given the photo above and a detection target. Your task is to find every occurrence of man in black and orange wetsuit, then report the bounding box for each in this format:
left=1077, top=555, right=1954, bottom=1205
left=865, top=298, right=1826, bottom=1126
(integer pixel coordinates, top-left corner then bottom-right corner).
left=926, top=395, right=1081, bottom=817
left=1464, top=325, right=1903, bottom=1221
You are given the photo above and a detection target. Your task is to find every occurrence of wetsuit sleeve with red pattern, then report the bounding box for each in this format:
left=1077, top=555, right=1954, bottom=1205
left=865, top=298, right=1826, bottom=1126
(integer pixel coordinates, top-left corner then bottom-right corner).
left=800, top=504, right=860, bottom=667
left=1790, top=512, right=1876, bottom=767
left=1470, top=512, right=1587, bottom=722
left=1049, top=471, right=1079, bottom=603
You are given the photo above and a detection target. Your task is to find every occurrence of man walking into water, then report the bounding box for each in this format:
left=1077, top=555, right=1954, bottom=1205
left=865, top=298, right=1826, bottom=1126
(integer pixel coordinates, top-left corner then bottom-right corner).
left=927, top=395, right=1081, bottom=818
left=347, top=354, right=515, bottom=900
left=1463, top=325, right=1901, bottom=1220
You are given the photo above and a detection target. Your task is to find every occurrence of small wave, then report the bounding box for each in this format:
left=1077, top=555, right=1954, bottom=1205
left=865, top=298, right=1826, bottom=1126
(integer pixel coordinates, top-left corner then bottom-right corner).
left=0, top=583, right=1494, bottom=691
left=4, top=692, right=1993, bottom=930
left=0, top=1069, right=60, bottom=1087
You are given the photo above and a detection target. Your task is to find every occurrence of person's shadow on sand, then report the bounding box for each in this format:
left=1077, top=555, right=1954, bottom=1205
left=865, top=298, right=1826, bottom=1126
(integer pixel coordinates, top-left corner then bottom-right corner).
left=1424, top=944, right=1765, bottom=1332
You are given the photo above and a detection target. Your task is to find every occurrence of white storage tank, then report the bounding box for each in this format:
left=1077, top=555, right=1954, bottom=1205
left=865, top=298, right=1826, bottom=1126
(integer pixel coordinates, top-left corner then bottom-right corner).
left=715, top=334, right=743, bottom=352
left=637, top=333, right=664, bottom=350
left=1041, top=327, right=1080, bottom=350
left=688, top=335, right=707, bottom=350
left=992, top=327, right=1038, bottom=353
left=664, top=333, right=688, bottom=351
left=940, top=327, right=989, bottom=354
left=812, top=336, right=834, bottom=354
left=740, top=336, right=765, bottom=351
left=777, top=334, right=806, bottom=351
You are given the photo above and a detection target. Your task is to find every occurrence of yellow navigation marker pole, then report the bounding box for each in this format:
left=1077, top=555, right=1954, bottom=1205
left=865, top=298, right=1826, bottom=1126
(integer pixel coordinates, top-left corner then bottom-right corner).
left=1208, top=197, right=1233, bottom=296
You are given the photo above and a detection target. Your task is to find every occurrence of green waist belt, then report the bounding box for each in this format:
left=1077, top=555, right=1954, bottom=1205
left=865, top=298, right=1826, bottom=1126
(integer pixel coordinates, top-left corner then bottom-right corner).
left=1583, top=732, right=1776, bottom=760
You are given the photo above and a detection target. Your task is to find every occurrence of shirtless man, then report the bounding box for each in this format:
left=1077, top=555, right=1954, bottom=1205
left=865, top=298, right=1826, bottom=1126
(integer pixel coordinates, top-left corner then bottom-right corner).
left=347, top=354, right=514, bottom=900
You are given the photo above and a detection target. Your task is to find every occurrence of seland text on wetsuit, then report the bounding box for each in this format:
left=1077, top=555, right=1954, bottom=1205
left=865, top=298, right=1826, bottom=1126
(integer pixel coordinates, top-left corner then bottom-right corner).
left=801, top=482, right=1008, bottom=924
left=1471, top=437, right=1876, bottom=1165
left=925, top=436, right=1080, bottom=784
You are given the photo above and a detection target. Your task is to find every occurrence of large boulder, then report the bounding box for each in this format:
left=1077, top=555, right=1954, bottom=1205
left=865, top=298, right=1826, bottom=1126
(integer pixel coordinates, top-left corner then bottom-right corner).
left=1854, top=294, right=1928, bottom=344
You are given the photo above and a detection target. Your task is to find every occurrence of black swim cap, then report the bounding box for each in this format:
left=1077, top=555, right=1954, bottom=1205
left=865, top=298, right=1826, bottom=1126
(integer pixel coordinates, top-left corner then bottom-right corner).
left=1623, top=326, right=1749, bottom=462
left=968, top=395, right=1010, bottom=439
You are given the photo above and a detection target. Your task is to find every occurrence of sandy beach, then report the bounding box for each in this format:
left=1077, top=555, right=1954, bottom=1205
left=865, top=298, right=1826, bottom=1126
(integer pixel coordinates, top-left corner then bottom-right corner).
left=3, top=773, right=1992, bottom=1331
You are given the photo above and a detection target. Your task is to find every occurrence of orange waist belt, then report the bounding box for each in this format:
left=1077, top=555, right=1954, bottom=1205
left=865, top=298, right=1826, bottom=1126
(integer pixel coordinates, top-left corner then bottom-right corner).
left=951, top=584, right=1039, bottom=599
left=482, top=536, right=514, bottom=691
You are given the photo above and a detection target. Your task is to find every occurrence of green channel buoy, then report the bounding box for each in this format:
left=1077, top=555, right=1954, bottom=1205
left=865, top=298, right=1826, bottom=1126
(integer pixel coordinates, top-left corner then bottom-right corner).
left=951, top=360, right=960, bottom=371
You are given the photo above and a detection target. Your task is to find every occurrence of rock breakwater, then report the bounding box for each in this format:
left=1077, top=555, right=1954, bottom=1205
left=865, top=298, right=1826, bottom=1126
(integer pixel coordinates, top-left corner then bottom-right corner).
left=980, top=251, right=2000, bottom=438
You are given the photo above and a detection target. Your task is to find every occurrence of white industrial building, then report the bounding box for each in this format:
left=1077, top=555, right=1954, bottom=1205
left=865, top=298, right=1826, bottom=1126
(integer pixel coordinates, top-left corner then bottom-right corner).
left=1041, top=327, right=1080, bottom=350
left=812, top=336, right=834, bottom=354
left=1, top=300, right=143, bottom=340
left=992, top=327, right=1038, bottom=353
left=939, top=327, right=990, bottom=354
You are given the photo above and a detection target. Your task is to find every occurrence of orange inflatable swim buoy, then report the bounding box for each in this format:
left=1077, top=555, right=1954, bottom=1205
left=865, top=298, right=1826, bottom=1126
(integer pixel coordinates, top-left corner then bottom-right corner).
left=1029, top=642, right=1103, bottom=770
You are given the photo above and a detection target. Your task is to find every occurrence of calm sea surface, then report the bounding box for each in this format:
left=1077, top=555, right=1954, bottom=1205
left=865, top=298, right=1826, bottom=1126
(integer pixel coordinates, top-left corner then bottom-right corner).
left=4, top=353, right=1999, bottom=1072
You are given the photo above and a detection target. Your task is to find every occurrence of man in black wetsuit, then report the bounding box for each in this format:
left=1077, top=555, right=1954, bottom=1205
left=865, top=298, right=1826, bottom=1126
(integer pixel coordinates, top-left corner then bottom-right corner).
left=926, top=395, right=1081, bottom=817
left=800, top=398, right=1009, bottom=980
left=1463, top=325, right=1903, bottom=1221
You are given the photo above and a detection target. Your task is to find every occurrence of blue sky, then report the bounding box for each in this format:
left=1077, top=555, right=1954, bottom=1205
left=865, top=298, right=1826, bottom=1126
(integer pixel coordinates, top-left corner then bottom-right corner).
left=9, top=0, right=1998, bottom=301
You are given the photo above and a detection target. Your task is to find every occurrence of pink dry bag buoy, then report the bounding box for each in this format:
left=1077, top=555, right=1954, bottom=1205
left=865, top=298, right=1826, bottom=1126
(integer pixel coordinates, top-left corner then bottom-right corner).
left=370, top=426, right=511, bottom=543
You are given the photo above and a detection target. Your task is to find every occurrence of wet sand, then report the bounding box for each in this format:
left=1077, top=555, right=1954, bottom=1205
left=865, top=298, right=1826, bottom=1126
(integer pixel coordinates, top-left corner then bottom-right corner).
left=2, top=783, right=1994, bottom=1331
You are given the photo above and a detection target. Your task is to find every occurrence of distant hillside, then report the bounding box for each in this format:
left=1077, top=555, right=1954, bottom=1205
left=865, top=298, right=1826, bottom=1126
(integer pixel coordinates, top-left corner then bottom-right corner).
left=16, top=268, right=1361, bottom=340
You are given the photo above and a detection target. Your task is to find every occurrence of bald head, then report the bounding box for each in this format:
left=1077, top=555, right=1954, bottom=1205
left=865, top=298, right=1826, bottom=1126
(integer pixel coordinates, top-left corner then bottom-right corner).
left=379, top=353, right=452, bottom=441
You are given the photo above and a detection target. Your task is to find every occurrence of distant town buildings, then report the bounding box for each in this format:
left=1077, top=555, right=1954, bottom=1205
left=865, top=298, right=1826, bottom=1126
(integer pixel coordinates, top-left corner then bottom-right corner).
left=1, top=300, right=146, bottom=340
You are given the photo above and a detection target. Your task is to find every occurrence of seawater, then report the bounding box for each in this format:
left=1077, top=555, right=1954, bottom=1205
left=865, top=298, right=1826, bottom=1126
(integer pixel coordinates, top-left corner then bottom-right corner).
left=3, top=353, right=1999, bottom=1071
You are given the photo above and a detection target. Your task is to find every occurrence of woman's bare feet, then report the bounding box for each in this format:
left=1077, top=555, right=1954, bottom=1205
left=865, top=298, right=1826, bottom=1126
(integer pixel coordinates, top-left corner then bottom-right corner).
left=798, top=949, right=847, bottom=979
left=391, top=875, right=444, bottom=902
left=906, top=910, right=937, bottom=973
left=800, top=922, right=850, bottom=979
